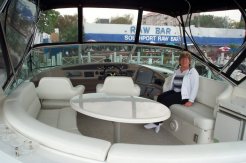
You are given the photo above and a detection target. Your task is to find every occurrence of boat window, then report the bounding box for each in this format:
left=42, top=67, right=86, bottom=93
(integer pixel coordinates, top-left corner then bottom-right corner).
left=35, top=8, right=78, bottom=43
left=193, top=61, right=223, bottom=81
left=0, top=43, right=7, bottom=87
left=140, top=11, right=182, bottom=46
left=185, top=9, right=245, bottom=68
left=5, top=0, right=37, bottom=68
left=230, top=58, right=246, bottom=81
left=134, top=46, right=178, bottom=71
left=83, top=8, right=138, bottom=42
left=0, top=0, right=5, bottom=8
left=27, top=43, right=223, bottom=81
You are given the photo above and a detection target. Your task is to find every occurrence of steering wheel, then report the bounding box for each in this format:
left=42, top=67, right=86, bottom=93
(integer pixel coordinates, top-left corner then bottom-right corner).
left=102, top=65, right=122, bottom=78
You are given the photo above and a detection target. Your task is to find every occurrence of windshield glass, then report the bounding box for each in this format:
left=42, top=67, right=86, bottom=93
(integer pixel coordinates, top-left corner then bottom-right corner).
left=29, top=44, right=176, bottom=73
left=83, top=8, right=138, bottom=42
left=6, top=0, right=37, bottom=68
left=36, top=8, right=78, bottom=43
left=34, top=7, right=184, bottom=46
left=31, top=7, right=246, bottom=84
left=140, top=11, right=182, bottom=45
left=185, top=9, right=245, bottom=68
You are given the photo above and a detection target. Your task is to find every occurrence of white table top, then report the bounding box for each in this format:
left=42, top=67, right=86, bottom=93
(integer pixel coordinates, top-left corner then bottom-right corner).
left=70, top=93, right=171, bottom=124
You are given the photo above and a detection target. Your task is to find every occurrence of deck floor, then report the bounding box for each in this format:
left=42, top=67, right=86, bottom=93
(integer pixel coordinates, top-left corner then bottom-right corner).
left=77, top=113, right=183, bottom=145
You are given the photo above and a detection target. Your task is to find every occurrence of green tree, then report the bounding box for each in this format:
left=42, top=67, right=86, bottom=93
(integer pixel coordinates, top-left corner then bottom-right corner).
left=95, top=18, right=109, bottom=24
left=56, top=15, right=78, bottom=42
left=191, top=15, right=231, bottom=28
left=235, top=16, right=245, bottom=29
left=37, top=10, right=60, bottom=34
left=110, top=14, right=133, bottom=24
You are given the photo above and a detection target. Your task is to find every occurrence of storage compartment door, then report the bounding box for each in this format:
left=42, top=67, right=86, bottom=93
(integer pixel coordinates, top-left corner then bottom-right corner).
left=214, top=112, right=242, bottom=142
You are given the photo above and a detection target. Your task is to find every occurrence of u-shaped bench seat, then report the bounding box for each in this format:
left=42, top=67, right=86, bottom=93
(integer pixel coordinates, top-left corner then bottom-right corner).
left=162, top=76, right=227, bottom=144
left=3, top=81, right=111, bottom=161
left=34, top=77, right=85, bottom=133
left=3, top=79, right=246, bottom=162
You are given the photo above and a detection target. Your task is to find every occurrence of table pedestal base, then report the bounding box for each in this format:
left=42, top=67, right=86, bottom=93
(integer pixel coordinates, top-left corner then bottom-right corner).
left=113, top=122, right=121, bottom=143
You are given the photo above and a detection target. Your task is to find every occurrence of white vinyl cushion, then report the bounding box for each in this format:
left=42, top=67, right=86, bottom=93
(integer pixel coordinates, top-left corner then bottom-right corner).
left=162, top=76, right=226, bottom=131
left=163, top=75, right=173, bottom=92
left=4, top=100, right=111, bottom=161
left=38, top=107, right=79, bottom=133
left=107, top=142, right=246, bottom=163
left=218, top=86, right=246, bottom=115
left=41, top=99, right=70, bottom=109
left=6, top=82, right=41, bottom=118
left=36, top=77, right=85, bottom=100
left=96, top=76, right=140, bottom=96
left=196, top=77, right=226, bottom=108
left=170, top=103, right=215, bottom=130
left=3, top=82, right=111, bottom=161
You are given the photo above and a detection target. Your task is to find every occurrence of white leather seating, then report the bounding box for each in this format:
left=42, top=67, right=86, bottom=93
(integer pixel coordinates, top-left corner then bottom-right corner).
left=36, top=77, right=85, bottom=108
left=216, top=84, right=246, bottom=115
left=35, top=77, right=85, bottom=133
left=96, top=76, right=140, bottom=96
left=162, top=76, right=227, bottom=144
left=3, top=82, right=111, bottom=161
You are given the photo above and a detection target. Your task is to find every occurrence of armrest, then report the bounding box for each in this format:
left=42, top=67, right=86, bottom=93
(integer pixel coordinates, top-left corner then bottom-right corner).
left=133, top=84, right=141, bottom=96
left=214, top=84, right=233, bottom=117
left=216, top=84, right=233, bottom=104
left=74, top=85, right=85, bottom=94
left=96, top=84, right=103, bottom=93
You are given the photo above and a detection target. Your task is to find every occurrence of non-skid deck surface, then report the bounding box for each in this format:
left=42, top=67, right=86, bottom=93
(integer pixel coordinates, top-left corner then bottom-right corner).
left=77, top=113, right=183, bottom=145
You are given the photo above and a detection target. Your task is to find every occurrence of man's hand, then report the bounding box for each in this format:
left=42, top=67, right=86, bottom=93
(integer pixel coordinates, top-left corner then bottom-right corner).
left=184, top=101, right=193, bottom=107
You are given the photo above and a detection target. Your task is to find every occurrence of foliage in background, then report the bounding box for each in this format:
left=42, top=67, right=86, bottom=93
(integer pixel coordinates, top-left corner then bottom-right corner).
left=37, top=10, right=60, bottom=34
left=37, top=10, right=77, bottom=42
left=57, top=15, right=78, bottom=42
left=190, top=15, right=244, bottom=29
left=110, top=14, right=133, bottom=24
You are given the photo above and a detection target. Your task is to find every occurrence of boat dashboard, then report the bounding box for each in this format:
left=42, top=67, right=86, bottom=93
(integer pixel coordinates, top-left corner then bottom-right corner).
left=63, top=63, right=134, bottom=80
left=31, top=63, right=168, bottom=99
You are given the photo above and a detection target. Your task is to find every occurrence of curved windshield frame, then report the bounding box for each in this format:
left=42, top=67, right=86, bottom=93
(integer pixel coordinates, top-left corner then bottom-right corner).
left=185, top=10, right=245, bottom=63
left=5, top=0, right=37, bottom=68
left=183, top=9, right=246, bottom=83
left=32, top=7, right=246, bottom=84
left=22, top=43, right=220, bottom=81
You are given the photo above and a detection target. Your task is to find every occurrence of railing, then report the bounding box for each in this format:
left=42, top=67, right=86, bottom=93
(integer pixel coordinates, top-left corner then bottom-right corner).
left=30, top=50, right=170, bottom=68
left=26, top=44, right=216, bottom=80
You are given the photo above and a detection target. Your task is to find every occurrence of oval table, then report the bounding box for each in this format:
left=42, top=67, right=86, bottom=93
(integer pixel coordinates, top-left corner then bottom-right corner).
left=70, top=93, right=171, bottom=143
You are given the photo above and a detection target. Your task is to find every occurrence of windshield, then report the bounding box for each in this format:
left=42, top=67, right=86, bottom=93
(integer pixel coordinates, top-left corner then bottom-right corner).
left=184, top=9, right=245, bottom=67
left=29, top=44, right=177, bottom=75
left=35, top=8, right=183, bottom=46
left=31, top=7, right=246, bottom=84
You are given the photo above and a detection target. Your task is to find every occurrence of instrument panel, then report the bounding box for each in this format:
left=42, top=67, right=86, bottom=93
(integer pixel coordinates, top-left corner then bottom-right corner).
left=63, top=63, right=136, bottom=80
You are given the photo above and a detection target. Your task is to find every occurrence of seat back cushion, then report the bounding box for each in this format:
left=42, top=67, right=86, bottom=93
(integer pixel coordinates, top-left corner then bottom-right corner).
left=6, top=82, right=41, bottom=118
left=196, top=77, right=226, bottom=108
left=98, top=76, right=140, bottom=96
left=163, top=75, right=173, bottom=92
left=231, top=87, right=246, bottom=107
left=36, top=77, right=84, bottom=100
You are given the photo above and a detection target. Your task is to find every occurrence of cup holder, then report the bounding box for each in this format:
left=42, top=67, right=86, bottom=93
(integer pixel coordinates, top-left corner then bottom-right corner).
left=169, top=119, right=179, bottom=132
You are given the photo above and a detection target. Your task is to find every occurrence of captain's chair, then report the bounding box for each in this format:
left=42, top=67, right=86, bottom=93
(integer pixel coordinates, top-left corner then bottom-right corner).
left=96, top=76, right=140, bottom=96
left=36, top=77, right=85, bottom=108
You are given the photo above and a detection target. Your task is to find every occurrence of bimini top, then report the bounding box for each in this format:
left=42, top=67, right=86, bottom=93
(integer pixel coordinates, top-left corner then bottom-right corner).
left=39, top=0, right=246, bottom=16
